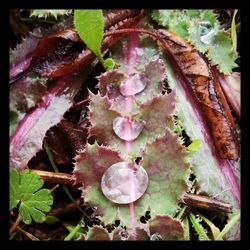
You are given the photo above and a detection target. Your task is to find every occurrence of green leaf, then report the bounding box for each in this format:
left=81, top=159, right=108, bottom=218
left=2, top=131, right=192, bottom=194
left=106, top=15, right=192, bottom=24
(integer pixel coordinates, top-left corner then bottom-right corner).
left=152, top=9, right=238, bottom=74
left=74, top=10, right=104, bottom=64
left=207, top=31, right=238, bottom=75
left=10, top=169, right=53, bottom=224
left=30, top=9, right=72, bottom=19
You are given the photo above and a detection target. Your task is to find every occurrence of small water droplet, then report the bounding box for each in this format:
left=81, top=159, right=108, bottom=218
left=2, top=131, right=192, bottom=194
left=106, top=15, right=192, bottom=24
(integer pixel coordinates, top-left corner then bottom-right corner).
left=150, top=233, right=163, bottom=241
left=195, top=215, right=202, bottom=223
left=199, top=21, right=215, bottom=45
left=135, top=48, right=144, bottom=56
left=119, top=73, right=148, bottom=96
left=113, top=116, right=145, bottom=141
left=101, top=162, right=148, bottom=204
left=119, top=230, right=129, bottom=241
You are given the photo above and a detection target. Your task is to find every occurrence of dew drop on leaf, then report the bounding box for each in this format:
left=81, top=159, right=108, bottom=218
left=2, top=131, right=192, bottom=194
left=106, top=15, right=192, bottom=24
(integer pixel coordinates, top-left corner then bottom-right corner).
left=101, top=162, right=148, bottom=204
left=112, top=116, right=145, bottom=141
left=119, top=73, right=148, bottom=96
left=199, top=21, right=215, bottom=45
left=119, top=229, right=129, bottom=241
left=150, top=233, right=163, bottom=241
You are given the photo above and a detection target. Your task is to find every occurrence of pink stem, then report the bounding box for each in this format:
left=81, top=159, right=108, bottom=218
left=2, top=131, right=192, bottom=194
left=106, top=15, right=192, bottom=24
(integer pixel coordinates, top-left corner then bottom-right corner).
left=124, top=33, right=140, bottom=240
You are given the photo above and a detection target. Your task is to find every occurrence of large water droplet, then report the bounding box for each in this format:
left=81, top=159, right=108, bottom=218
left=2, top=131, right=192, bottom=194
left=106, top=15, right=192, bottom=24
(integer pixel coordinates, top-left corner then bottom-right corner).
left=113, top=116, right=145, bottom=141
left=119, top=73, right=148, bottom=96
left=101, top=162, right=148, bottom=204
left=150, top=233, right=163, bottom=241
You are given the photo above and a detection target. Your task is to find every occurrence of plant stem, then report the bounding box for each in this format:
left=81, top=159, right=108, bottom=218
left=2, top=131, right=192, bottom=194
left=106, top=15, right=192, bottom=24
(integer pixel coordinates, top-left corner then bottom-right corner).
left=15, top=225, right=40, bottom=241
left=10, top=220, right=39, bottom=241
left=9, top=215, right=21, bottom=234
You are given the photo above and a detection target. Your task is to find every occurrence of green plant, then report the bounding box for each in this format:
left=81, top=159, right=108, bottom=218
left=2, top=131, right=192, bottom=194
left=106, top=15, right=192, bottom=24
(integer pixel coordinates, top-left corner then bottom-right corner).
left=10, top=168, right=53, bottom=224
left=74, top=10, right=115, bottom=71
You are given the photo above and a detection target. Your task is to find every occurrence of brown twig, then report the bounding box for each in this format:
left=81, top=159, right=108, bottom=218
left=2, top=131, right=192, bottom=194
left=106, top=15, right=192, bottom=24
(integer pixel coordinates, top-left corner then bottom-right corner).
left=181, top=193, right=232, bottom=213
left=9, top=215, right=21, bottom=234
left=30, top=169, right=76, bottom=186
left=10, top=220, right=40, bottom=241
left=73, top=97, right=90, bottom=108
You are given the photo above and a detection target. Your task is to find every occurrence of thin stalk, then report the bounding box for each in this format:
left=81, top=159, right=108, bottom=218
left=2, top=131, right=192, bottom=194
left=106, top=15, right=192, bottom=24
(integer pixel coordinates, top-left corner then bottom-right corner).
left=10, top=222, right=39, bottom=241
left=44, top=140, right=90, bottom=220
left=64, top=223, right=82, bottom=241
left=9, top=215, right=21, bottom=234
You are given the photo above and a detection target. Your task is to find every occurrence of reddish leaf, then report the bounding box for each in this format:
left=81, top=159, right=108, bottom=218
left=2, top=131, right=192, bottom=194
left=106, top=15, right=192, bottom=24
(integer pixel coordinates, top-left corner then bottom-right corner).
left=10, top=74, right=83, bottom=170
left=44, top=120, right=88, bottom=165
left=149, top=215, right=184, bottom=240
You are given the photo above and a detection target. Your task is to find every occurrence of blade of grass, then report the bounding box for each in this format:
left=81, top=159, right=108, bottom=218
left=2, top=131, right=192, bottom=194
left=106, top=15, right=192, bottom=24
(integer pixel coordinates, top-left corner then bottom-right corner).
left=215, top=210, right=240, bottom=240
left=64, top=223, right=82, bottom=241
left=199, top=213, right=220, bottom=239
left=231, top=10, right=238, bottom=53
left=183, top=217, right=190, bottom=240
left=189, top=212, right=210, bottom=240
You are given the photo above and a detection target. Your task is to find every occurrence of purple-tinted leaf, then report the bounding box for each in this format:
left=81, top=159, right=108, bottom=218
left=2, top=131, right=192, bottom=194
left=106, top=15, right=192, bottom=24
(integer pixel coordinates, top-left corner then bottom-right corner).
left=85, top=226, right=111, bottom=240
left=10, top=74, right=83, bottom=170
left=74, top=129, right=190, bottom=227
left=97, top=70, right=125, bottom=99
left=149, top=215, right=184, bottom=240
left=89, top=91, right=175, bottom=159
left=10, top=73, right=48, bottom=136
left=10, top=17, right=73, bottom=79
left=138, top=129, right=190, bottom=217
left=112, top=227, right=150, bottom=241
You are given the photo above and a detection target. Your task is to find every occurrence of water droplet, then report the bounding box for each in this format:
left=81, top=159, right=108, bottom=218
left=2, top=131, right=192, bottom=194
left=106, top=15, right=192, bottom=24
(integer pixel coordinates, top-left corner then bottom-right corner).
left=119, top=73, right=148, bottom=96
left=119, top=230, right=129, bottom=241
left=199, top=21, right=215, bottom=45
left=135, top=48, right=144, bottom=56
left=195, top=215, right=202, bottom=223
left=150, top=233, right=163, bottom=241
left=101, top=162, right=148, bottom=204
left=113, top=116, right=145, bottom=141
